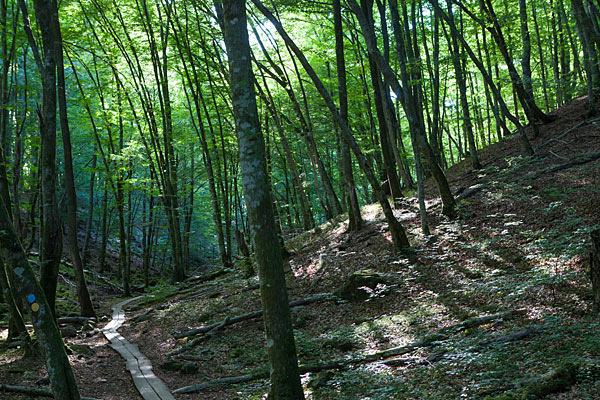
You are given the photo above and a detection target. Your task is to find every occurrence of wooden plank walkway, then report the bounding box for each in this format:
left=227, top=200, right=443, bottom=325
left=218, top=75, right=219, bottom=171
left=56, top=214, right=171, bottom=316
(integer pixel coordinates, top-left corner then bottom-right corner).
left=103, top=297, right=176, bottom=400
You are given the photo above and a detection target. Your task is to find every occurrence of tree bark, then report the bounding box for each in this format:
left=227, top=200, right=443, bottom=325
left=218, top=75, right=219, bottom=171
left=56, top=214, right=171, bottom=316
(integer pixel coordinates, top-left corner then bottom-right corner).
left=447, top=2, right=481, bottom=169
left=52, top=0, right=95, bottom=318
left=0, top=199, right=81, bottom=399
left=220, top=1, right=305, bottom=398
left=20, top=0, right=63, bottom=318
left=334, top=0, right=362, bottom=231
left=590, top=229, right=600, bottom=312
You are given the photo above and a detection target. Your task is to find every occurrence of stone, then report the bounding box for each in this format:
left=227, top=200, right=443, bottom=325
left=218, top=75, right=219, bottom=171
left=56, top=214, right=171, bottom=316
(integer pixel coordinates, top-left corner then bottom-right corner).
left=61, top=325, right=78, bottom=338
left=336, top=269, right=391, bottom=301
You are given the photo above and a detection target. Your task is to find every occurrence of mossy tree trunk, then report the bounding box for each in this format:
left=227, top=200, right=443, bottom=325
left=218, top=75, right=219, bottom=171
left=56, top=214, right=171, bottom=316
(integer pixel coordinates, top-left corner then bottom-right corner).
left=220, top=0, right=305, bottom=398
left=0, top=200, right=80, bottom=399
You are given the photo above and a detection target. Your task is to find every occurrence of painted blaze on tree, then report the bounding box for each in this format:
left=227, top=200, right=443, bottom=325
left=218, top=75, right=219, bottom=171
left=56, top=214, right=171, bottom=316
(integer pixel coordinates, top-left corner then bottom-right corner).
left=220, top=0, right=305, bottom=399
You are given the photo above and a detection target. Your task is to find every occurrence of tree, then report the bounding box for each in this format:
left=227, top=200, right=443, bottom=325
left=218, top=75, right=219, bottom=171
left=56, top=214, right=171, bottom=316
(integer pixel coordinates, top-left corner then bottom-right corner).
left=333, top=0, right=362, bottom=231
left=0, top=199, right=80, bottom=399
left=219, top=0, right=305, bottom=398
left=19, top=0, right=63, bottom=316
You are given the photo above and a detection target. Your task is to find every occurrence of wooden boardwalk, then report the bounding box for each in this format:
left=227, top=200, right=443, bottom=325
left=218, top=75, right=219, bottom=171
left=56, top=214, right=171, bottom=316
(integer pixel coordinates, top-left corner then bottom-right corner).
left=103, top=297, right=176, bottom=400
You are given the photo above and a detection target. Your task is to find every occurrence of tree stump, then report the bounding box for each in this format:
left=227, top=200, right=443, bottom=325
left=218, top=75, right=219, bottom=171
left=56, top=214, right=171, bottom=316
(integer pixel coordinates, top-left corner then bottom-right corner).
left=590, top=229, right=600, bottom=312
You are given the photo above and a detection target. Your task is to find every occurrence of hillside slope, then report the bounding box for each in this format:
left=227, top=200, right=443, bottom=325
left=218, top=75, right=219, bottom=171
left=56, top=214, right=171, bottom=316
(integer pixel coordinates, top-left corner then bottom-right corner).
left=1, top=96, right=599, bottom=399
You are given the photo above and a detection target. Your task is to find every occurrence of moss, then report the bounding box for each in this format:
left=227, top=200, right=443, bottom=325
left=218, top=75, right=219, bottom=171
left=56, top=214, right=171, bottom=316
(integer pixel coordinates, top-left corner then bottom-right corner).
left=336, top=269, right=389, bottom=301
left=520, top=363, right=578, bottom=399
left=483, top=394, right=517, bottom=400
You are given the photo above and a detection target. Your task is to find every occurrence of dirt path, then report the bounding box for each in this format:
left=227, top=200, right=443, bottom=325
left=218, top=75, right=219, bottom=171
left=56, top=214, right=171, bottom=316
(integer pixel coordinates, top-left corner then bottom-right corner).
left=103, top=297, right=175, bottom=400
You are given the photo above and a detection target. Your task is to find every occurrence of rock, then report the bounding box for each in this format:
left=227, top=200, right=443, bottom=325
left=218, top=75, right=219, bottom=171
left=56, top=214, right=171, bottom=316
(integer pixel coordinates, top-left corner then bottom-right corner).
left=36, top=376, right=50, bottom=386
left=132, top=310, right=154, bottom=324
left=180, top=362, right=199, bottom=374
left=82, top=321, right=96, bottom=331
left=160, top=361, right=198, bottom=374
left=307, top=370, right=335, bottom=389
left=69, top=344, right=95, bottom=357
left=336, top=269, right=391, bottom=301
left=519, top=363, right=578, bottom=399
left=61, top=325, right=78, bottom=338
left=322, top=336, right=354, bottom=351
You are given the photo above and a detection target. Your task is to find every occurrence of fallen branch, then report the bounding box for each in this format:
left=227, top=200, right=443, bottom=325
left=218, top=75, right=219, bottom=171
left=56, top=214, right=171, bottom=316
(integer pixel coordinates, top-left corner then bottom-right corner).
left=173, top=310, right=522, bottom=393
left=57, top=316, right=96, bottom=325
left=455, top=183, right=485, bottom=203
left=187, top=269, right=231, bottom=284
left=0, top=384, right=98, bottom=400
left=478, top=327, right=544, bottom=347
left=173, top=293, right=337, bottom=339
left=535, top=117, right=600, bottom=153
left=167, top=317, right=231, bottom=357
left=525, top=151, right=600, bottom=180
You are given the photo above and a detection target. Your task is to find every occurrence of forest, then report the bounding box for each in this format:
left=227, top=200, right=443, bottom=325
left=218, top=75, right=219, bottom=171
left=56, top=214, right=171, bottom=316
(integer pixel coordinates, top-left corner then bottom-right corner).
left=0, top=0, right=600, bottom=398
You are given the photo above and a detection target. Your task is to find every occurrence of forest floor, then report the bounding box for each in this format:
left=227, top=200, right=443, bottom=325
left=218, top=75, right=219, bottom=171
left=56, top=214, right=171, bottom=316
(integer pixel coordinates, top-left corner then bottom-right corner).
left=1, top=95, right=600, bottom=399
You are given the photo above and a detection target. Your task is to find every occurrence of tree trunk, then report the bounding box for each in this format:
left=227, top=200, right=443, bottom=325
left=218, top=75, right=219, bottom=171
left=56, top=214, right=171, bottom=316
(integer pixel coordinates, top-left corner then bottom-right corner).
left=53, top=0, right=95, bottom=318
left=429, top=0, right=534, bottom=155
left=252, top=0, right=410, bottom=251
left=220, top=1, right=305, bottom=398
left=20, top=0, right=63, bottom=318
left=448, top=2, right=481, bottom=169
left=590, top=229, right=600, bottom=312
left=0, top=198, right=81, bottom=399
left=334, top=0, right=362, bottom=231
left=82, top=149, right=96, bottom=268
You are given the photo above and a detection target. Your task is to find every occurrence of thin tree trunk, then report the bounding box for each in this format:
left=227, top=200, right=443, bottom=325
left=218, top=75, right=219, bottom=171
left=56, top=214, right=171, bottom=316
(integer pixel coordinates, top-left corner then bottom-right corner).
left=334, top=0, right=362, bottom=231
left=252, top=0, right=410, bottom=250
left=53, top=0, right=95, bottom=317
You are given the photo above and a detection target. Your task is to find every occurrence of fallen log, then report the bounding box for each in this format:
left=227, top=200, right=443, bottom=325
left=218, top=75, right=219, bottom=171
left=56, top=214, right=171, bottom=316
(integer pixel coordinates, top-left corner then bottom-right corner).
left=0, top=384, right=98, bottom=399
left=167, top=317, right=231, bottom=357
left=57, top=316, right=96, bottom=325
left=173, top=310, right=521, bottom=393
left=478, top=327, right=544, bottom=347
left=187, top=269, right=231, bottom=284
left=535, top=117, right=600, bottom=153
left=525, top=151, right=600, bottom=180
left=173, top=293, right=337, bottom=339
left=455, top=183, right=485, bottom=203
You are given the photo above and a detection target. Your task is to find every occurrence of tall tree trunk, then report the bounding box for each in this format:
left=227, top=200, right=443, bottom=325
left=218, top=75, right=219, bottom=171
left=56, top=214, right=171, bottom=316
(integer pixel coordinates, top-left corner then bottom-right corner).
left=519, top=0, right=534, bottom=100
left=429, top=0, right=534, bottom=155
left=255, top=74, right=315, bottom=231
left=82, top=150, right=97, bottom=268
left=532, top=5, right=551, bottom=112
left=334, top=0, right=362, bottom=231
left=19, top=0, right=63, bottom=317
left=448, top=2, right=481, bottom=169
left=53, top=0, right=95, bottom=317
left=571, top=0, right=600, bottom=114
left=220, top=1, right=305, bottom=398
left=353, top=0, right=457, bottom=217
